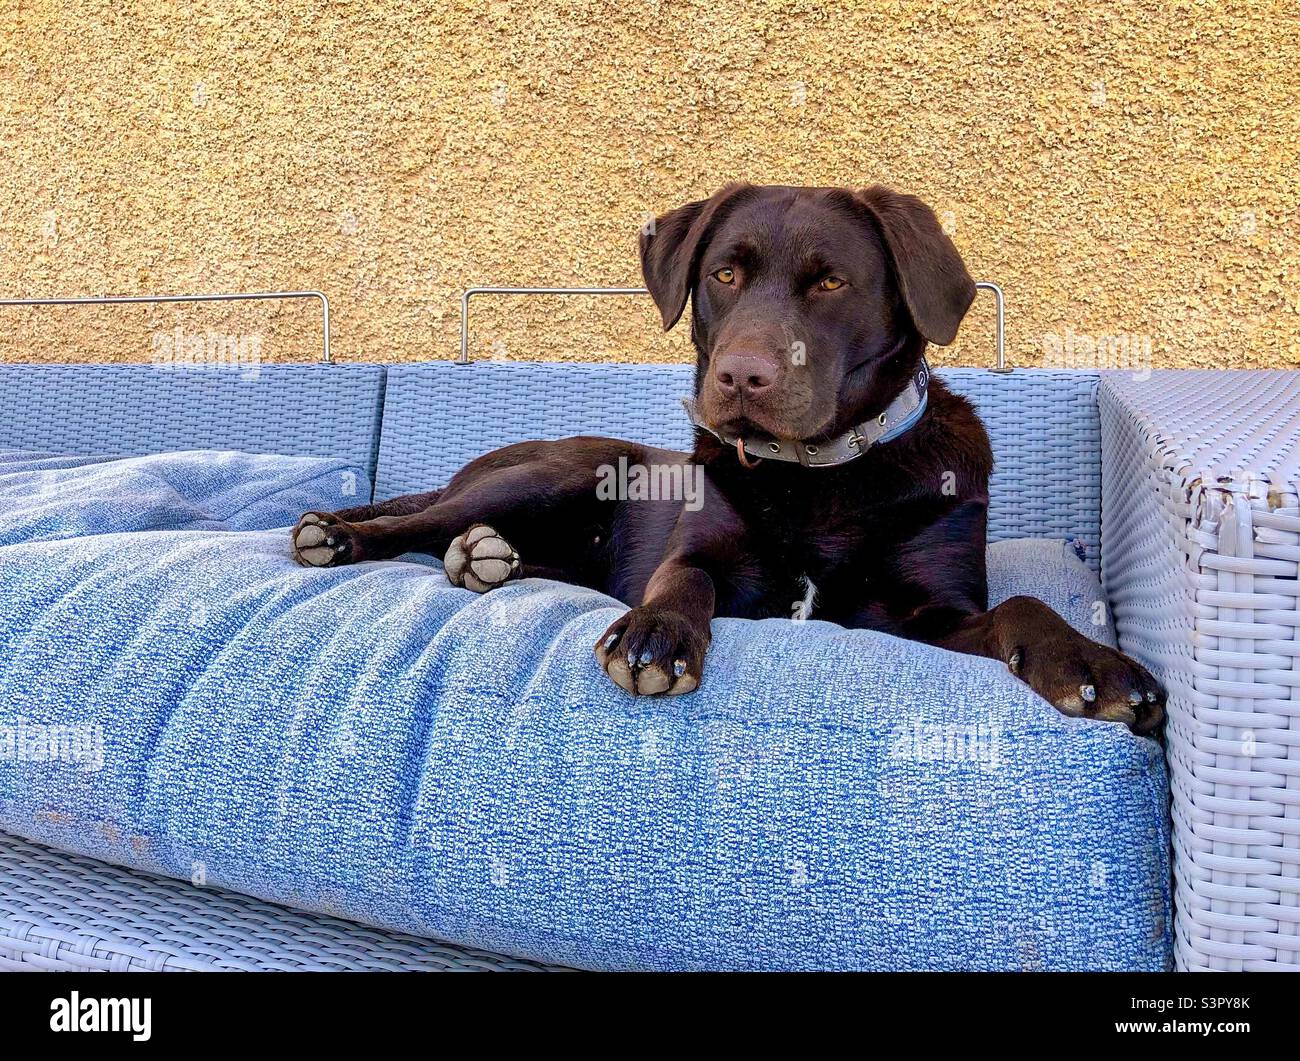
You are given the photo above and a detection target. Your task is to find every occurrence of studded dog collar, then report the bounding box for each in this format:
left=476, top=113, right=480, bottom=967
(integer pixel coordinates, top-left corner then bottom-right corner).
left=683, top=357, right=931, bottom=468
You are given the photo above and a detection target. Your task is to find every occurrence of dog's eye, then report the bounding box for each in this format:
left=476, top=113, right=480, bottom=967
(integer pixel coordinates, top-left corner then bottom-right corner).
left=711, top=268, right=736, bottom=285
left=819, top=276, right=846, bottom=291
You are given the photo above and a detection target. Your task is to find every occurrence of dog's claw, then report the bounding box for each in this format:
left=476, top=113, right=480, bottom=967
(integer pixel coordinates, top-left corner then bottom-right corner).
left=1005, top=613, right=1166, bottom=735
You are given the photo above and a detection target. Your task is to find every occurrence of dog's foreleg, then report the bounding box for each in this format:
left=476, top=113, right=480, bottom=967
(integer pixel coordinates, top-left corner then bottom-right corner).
left=331, top=490, right=445, bottom=523
left=928, top=597, right=1165, bottom=735
left=594, top=557, right=714, bottom=696
left=593, top=479, right=740, bottom=697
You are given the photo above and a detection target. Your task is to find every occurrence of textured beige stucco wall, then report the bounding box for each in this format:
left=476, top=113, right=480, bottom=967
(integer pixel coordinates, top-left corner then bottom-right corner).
left=0, top=0, right=1296, bottom=369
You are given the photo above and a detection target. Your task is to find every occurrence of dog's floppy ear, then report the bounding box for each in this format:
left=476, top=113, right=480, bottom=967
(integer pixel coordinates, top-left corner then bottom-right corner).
left=855, top=186, right=976, bottom=346
left=639, top=183, right=752, bottom=330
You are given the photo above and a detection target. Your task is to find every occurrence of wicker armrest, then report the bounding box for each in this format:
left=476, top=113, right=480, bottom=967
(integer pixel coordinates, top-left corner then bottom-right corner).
left=1098, top=370, right=1300, bottom=971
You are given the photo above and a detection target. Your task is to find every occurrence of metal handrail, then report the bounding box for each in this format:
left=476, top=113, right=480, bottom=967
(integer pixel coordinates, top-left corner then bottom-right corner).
left=974, top=281, right=1007, bottom=372
left=458, top=282, right=1007, bottom=370
left=0, top=291, right=332, bottom=363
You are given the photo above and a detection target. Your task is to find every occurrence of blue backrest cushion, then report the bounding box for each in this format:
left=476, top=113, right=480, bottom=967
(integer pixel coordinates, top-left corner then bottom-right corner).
left=0, top=365, right=387, bottom=490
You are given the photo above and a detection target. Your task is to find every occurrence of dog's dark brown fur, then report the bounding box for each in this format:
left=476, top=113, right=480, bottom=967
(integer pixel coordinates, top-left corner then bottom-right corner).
left=292, top=184, right=1164, bottom=734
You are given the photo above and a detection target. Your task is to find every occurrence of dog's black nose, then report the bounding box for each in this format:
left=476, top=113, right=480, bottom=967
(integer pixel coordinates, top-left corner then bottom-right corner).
left=713, top=351, right=777, bottom=397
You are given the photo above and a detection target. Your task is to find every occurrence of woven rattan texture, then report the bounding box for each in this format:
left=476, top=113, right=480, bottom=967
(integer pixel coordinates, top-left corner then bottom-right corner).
left=375, top=364, right=1105, bottom=567
left=1100, top=370, right=1300, bottom=971
left=0, top=832, right=559, bottom=971
left=0, top=365, right=387, bottom=491
left=950, top=368, right=1103, bottom=568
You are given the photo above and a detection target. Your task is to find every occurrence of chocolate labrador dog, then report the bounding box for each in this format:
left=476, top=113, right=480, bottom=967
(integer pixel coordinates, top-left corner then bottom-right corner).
left=291, top=183, right=1164, bottom=734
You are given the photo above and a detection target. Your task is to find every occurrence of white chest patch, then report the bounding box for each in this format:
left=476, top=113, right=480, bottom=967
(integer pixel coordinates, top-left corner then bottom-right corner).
left=794, top=575, right=818, bottom=621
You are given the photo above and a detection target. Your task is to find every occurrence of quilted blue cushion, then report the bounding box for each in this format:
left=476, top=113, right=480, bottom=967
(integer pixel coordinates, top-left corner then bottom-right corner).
left=0, top=450, right=369, bottom=541
left=0, top=452, right=1169, bottom=970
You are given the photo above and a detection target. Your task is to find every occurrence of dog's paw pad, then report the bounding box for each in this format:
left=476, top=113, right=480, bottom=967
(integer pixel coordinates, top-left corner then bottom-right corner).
left=444, top=524, right=520, bottom=592
left=635, top=664, right=673, bottom=695
left=291, top=513, right=357, bottom=567
left=296, top=523, right=327, bottom=548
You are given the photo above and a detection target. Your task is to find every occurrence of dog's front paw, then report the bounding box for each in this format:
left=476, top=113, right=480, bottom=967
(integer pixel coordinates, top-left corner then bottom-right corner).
left=444, top=524, right=520, bottom=593
left=291, top=512, right=363, bottom=567
left=594, top=605, right=708, bottom=696
left=1011, top=635, right=1166, bottom=736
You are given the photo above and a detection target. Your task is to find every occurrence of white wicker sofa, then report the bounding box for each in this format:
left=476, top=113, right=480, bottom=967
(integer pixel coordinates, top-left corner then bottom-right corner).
left=0, top=359, right=1296, bottom=971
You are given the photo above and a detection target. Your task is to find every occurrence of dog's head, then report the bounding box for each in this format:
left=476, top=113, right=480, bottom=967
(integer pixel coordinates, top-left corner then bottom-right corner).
left=640, top=184, right=975, bottom=443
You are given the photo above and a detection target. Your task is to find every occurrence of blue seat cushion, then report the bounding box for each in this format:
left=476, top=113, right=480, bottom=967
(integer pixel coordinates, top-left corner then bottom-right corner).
left=0, top=449, right=370, bottom=541
left=0, top=452, right=1168, bottom=970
